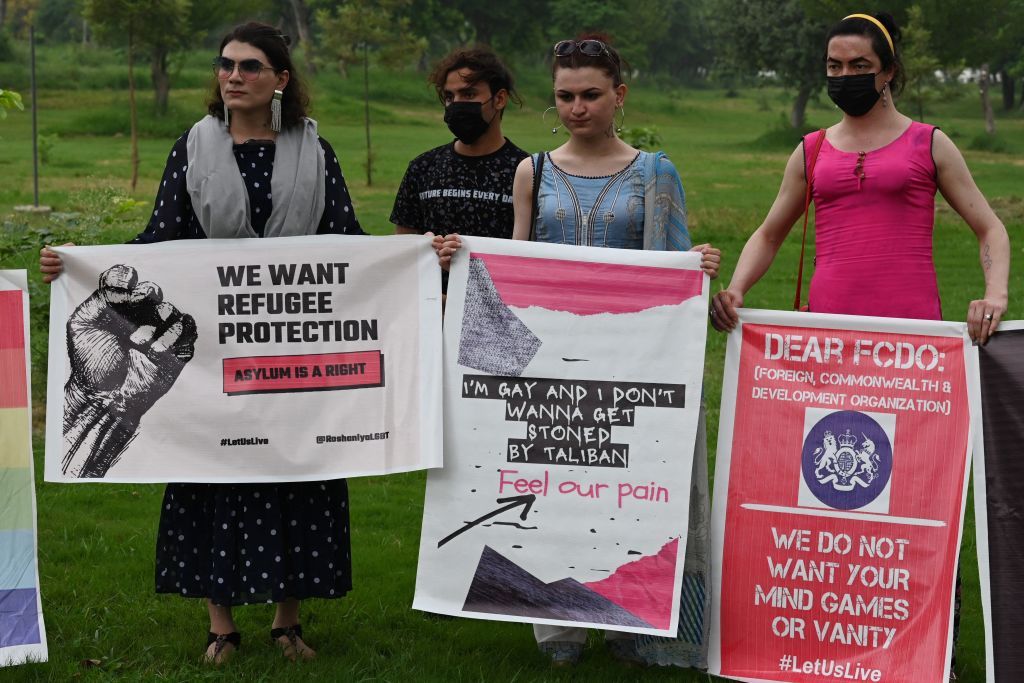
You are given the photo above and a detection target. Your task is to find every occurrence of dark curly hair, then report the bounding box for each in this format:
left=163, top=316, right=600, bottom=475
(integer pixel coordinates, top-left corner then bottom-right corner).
left=207, top=21, right=310, bottom=129
left=825, top=13, right=905, bottom=96
left=551, top=32, right=629, bottom=87
left=429, top=46, right=522, bottom=113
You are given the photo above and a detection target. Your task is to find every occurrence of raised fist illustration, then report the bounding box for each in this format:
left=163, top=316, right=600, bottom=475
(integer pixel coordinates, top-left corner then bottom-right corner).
left=63, top=265, right=198, bottom=478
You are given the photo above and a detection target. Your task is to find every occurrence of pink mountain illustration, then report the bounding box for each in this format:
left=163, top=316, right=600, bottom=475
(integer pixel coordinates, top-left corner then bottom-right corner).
left=583, top=538, right=679, bottom=630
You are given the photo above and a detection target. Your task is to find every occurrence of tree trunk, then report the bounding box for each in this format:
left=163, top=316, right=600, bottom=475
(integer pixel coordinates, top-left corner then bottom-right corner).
left=288, top=0, right=317, bottom=75
left=128, top=27, right=139, bottom=192
left=789, top=84, right=811, bottom=129
left=978, top=63, right=996, bottom=135
left=151, top=46, right=171, bottom=115
left=0, top=0, right=7, bottom=29
left=82, top=18, right=89, bottom=45
left=1000, top=69, right=1014, bottom=111
left=363, top=43, right=372, bottom=187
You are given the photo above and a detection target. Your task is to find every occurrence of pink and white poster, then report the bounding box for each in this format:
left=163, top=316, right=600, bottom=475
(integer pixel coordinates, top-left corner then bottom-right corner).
left=414, top=236, right=708, bottom=635
left=709, top=309, right=976, bottom=683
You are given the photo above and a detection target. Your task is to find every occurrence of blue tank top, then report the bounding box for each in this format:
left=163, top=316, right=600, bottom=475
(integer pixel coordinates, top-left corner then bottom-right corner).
left=532, top=151, right=649, bottom=248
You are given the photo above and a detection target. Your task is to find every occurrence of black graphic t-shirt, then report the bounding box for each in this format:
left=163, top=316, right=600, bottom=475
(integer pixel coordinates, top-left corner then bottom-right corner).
left=390, top=138, right=528, bottom=238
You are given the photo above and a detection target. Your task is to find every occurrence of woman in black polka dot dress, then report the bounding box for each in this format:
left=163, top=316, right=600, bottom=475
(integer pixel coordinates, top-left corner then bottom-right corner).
left=150, top=22, right=364, bottom=664
left=42, top=21, right=362, bottom=664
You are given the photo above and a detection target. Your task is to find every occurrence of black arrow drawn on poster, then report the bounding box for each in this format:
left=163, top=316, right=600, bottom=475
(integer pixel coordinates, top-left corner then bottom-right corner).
left=438, top=494, right=537, bottom=548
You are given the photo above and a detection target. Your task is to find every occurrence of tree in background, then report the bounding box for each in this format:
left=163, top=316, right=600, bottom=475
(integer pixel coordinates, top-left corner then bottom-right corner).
left=317, top=0, right=425, bottom=186
left=983, top=0, right=1024, bottom=111
left=0, top=87, right=23, bottom=117
left=900, top=5, right=940, bottom=122
left=918, top=0, right=1024, bottom=134
left=548, top=0, right=672, bottom=73
left=82, top=0, right=162, bottom=190
left=3, top=0, right=39, bottom=36
left=34, top=0, right=84, bottom=42
left=148, top=0, right=191, bottom=115
left=1010, top=46, right=1024, bottom=111
left=150, top=0, right=257, bottom=115
left=449, top=0, right=548, bottom=55
left=84, top=0, right=189, bottom=122
left=404, top=0, right=470, bottom=67
left=83, top=0, right=257, bottom=116
left=710, top=0, right=828, bottom=129
left=286, top=0, right=316, bottom=74
left=643, top=0, right=715, bottom=82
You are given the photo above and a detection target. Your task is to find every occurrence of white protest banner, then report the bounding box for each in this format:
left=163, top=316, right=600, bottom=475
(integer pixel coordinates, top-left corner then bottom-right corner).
left=414, top=236, right=708, bottom=635
left=44, top=235, right=441, bottom=483
left=0, top=270, right=48, bottom=666
left=710, top=309, right=976, bottom=683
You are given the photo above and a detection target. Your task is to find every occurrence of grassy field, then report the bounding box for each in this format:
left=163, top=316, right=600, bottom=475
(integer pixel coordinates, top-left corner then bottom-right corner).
left=1, top=42, right=1023, bottom=682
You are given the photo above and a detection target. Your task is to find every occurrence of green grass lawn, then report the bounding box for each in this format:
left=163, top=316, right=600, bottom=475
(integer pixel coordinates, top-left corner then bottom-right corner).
left=1, top=51, right=1022, bottom=681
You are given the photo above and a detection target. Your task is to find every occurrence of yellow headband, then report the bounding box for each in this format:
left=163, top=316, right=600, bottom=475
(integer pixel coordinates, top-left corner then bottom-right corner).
left=843, top=14, right=894, bottom=56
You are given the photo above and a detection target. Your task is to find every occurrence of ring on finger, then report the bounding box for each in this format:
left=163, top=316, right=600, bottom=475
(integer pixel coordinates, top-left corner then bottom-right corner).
left=985, top=313, right=993, bottom=321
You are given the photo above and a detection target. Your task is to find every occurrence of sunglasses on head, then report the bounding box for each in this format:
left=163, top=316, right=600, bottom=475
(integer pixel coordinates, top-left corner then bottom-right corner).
left=553, top=39, right=611, bottom=59
left=212, top=56, right=277, bottom=81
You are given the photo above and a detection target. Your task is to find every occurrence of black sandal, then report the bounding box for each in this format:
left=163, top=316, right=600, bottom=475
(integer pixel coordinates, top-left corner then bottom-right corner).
left=204, top=631, right=241, bottom=664
left=271, top=624, right=316, bottom=661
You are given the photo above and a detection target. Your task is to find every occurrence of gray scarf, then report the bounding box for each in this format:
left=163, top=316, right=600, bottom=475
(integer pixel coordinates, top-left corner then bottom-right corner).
left=185, top=115, right=326, bottom=238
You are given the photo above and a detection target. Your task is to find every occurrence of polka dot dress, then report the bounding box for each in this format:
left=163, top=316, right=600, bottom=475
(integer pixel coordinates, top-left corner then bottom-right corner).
left=132, top=131, right=363, bottom=243
left=143, top=123, right=360, bottom=604
left=156, top=481, right=351, bottom=605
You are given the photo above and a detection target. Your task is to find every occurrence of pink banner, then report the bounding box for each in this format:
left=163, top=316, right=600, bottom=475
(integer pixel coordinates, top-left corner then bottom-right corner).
left=711, top=312, right=974, bottom=683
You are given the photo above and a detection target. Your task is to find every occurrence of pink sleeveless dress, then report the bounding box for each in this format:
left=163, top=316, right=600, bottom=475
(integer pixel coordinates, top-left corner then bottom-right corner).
left=805, top=122, right=941, bottom=320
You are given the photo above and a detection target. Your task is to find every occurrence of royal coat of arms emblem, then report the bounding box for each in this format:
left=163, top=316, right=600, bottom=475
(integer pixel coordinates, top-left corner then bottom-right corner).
left=801, top=410, right=893, bottom=510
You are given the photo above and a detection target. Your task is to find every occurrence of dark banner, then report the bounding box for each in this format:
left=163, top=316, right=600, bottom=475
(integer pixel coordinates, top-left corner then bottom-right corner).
left=977, top=324, right=1024, bottom=683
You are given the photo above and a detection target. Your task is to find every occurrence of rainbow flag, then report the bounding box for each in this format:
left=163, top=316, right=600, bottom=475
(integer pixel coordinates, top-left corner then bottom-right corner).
left=0, top=271, right=47, bottom=666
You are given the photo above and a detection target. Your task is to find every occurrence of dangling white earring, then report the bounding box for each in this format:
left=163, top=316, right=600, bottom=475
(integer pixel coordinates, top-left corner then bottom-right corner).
left=223, top=101, right=230, bottom=128
left=615, top=106, right=625, bottom=133
left=271, top=89, right=283, bottom=132
left=543, top=106, right=562, bottom=135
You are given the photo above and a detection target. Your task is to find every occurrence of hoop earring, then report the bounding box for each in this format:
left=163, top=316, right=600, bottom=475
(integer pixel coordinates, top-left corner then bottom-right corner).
left=271, top=89, right=283, bottom=132
left=543, top=106, right=563, bottom=135
left=223, top=102, right=230, bottom=128
left=615, top=106, right=625, bottom=133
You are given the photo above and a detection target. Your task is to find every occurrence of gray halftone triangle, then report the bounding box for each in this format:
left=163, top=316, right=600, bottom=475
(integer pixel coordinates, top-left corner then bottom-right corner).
left=458, top=258, right=541, bottom=377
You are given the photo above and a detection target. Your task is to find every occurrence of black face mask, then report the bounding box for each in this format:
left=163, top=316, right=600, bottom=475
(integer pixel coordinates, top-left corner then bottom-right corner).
left=827, top=73, right=881, bottom=117
left=444, top=100, right=496, bottom=145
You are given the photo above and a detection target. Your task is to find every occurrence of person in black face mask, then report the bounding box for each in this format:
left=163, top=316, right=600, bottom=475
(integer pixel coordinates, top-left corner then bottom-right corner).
left=391, top=47, right=528, bottom=297
left=712, top=11, right=1008, bottom=346
left=711, top=17, right=1009, bottom=680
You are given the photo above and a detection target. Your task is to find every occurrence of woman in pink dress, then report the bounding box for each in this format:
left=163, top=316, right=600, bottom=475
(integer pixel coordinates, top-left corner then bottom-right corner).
left=710, top=12, right=1009, bottom=342
left=710, top=13, right=1009, bottom=680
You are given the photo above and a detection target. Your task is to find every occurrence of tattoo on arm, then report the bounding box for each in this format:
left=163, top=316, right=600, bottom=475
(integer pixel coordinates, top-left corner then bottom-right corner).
left=984, top=244, right=993, bottom=271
